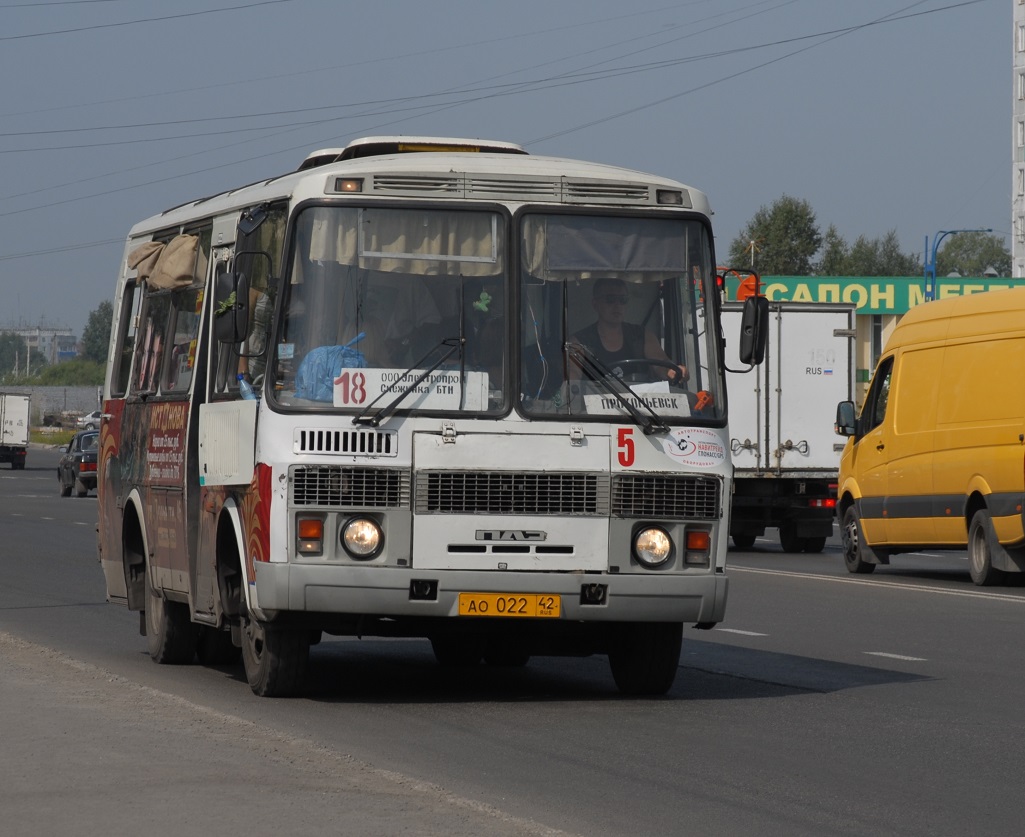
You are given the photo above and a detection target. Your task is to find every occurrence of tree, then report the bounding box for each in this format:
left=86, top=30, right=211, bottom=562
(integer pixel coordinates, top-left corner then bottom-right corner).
left=934, top=231, right=1011, bottom=277
left=0, top=332, right=29, bottom=379
left=817, top=225, right=849, bottom=276
left=820, top=229, right=920, bottom=276
left=34, top=359, right=104, bottom=386
left=81, top=300, right=113, bottom=363
left=727, top=195, right=821, bottom=276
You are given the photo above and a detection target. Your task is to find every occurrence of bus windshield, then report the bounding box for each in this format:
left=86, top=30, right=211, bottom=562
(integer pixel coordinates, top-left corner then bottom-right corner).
left=519, top=213, right=723, bottom=423
left=271, top=205, right=508, bottom=415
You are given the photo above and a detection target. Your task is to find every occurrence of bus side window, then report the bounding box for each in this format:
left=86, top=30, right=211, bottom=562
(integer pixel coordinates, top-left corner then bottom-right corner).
left=163, top=286, right=204, bottom=393
left=133, top=291, right=171, bottom=395
left=111, top=282, right=141, bottom=397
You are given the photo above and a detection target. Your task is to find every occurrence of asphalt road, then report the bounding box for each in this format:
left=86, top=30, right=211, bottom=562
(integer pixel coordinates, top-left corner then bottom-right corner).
left=2, top=446, right=1024, bottom=836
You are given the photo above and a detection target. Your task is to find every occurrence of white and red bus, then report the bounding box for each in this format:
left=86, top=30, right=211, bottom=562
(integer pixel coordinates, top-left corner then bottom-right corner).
left=98, top=136, right=765, bottom=696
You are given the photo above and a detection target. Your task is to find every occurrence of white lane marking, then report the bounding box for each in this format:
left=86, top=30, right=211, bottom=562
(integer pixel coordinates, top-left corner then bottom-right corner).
left=865, top=652, right=927, bottom=662
left=729, top=566, right=1025, bottom=603
left=715, top=628, right=769, bottom=637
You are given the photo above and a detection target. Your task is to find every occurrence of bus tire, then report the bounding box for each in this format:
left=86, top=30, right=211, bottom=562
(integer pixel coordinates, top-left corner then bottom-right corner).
left=968, top=510, right=1007, bottom=587
left=841, top=506, right=876, bottom=574
left=145, top=562, right=196, bottom=664
left=607, top=622, right=682, bottom=696
left=241, top=615, right=310, bottom=697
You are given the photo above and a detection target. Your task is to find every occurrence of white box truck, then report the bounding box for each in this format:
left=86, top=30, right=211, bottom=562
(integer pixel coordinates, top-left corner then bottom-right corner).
left=721, top=301, right=856, bottom=552
left=0, top=392, right=30, bottom=470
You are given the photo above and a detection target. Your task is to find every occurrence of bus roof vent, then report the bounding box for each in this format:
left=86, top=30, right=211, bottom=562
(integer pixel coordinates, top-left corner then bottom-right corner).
left=371, top=174, right=462, bottom=195
left=563, top=178, right=656, bottom=205
left=299, top=136, right=526, bottom=170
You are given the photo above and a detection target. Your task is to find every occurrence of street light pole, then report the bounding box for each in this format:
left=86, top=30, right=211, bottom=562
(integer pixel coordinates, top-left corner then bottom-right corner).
left=923, top=228, right=992, bottom=301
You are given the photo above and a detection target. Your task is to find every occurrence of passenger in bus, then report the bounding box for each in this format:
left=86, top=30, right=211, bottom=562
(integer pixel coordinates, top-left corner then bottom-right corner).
left=571, top=278, right=688, bottom=383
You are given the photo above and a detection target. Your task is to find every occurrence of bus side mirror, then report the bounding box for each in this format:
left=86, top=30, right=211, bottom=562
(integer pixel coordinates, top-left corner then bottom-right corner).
left=214, top=271, right=250, bottom=344
left=835, top=400, right=857, bottom=437
left=737, top=295, right=768, bottom=365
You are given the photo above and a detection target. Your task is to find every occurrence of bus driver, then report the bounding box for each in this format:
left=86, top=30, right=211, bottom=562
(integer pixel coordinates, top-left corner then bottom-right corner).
left=571, top=278, right=688, bottom=384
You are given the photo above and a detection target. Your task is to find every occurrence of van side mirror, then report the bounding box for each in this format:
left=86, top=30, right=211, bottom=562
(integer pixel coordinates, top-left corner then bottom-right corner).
left=835, top=400, right=857, bottom=437
left=738, top=295, right=769, bottom=365
left=213, top=271, right=250, bottom=344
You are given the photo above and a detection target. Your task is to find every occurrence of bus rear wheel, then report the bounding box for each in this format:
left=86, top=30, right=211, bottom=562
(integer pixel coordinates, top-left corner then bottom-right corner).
left=240, top=614, right=310, bottom=697
left=145, top=562, right=196, bottom=664
left=607, top=622, right=682, bottom=696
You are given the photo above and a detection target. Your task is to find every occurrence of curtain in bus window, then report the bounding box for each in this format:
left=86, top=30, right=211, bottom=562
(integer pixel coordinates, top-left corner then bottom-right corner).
left=126, top=235, right=205, bottom=289
left=522, top=215, right=686, bottom=281
left=305, top=207, right=501, bottom=276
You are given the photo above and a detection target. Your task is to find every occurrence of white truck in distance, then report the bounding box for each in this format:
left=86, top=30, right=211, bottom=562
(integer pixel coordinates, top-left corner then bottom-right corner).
left=0, top=392, right=30, bottom=470
left=721, top=301, right=856, bottom=552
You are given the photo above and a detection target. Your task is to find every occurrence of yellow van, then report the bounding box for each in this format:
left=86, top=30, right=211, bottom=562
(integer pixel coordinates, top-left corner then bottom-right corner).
left=834, top=287, right=1025, bottom=586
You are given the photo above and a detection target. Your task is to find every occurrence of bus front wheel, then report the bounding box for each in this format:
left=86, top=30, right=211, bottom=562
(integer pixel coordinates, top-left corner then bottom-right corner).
left=607, top=622, right=682, bottom=696
left=240, top=613, right=310, bottom=697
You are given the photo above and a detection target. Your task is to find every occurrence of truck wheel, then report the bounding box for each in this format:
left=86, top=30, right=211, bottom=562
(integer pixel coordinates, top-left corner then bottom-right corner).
left=779, top=523, right=806, bottom=553
left=841, top=506, right=876, bottom=574
left=968, top=510, right=1007, bottom=587
left=803, top=536, right=827, bottom=554
left=608, top=622, right=682, bottom=696
left=241, top=612, right=310, bottom=696
left=731, top=534, right=756, bottom=549
left=145, top=561, right=197, bottom=664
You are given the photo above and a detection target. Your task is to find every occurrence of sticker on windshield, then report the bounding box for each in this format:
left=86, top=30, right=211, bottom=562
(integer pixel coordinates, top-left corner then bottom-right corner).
left=335, top=368, right=488, bottom=411
left=662, top=428, right=726, bottom=467
left=582, top=381, right=690, bottom=417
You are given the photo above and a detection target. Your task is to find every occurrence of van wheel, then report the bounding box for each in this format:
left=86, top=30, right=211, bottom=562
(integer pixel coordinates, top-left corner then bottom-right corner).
left=968, top=510, right=1007, bottom=587
left=779, top=523, right=806, bottom=553
left=841, top=506, right=876, bottom=574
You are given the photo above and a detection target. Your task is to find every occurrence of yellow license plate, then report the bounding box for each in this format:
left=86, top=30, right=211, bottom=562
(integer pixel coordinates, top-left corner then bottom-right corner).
left=458, top=593, right=561, bottom=618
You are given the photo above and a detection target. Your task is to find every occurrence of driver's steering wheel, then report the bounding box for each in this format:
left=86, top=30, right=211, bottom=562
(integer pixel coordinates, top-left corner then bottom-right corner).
left=609, top=358, right=688, bottom=389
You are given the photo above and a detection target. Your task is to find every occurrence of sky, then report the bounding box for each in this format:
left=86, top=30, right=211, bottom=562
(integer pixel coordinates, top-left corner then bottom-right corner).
left=0, top=0, right=1009, bottom=339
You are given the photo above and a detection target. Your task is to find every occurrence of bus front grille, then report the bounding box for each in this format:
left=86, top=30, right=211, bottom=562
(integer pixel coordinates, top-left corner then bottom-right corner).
left=291, top=465, right=410, bottom=509
left=612, top=474, right=721, bottom=520
left=416, top=471, right=610, bottom=516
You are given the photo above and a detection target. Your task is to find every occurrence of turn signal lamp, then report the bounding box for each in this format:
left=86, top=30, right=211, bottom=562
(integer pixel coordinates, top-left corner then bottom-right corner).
left=685, top=529, right=711, bottom=566
left=297, top=517, right=324, bottom=555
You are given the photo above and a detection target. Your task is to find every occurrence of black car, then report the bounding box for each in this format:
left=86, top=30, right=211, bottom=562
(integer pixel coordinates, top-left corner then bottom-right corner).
left=58, top=430, right=99, bottom=497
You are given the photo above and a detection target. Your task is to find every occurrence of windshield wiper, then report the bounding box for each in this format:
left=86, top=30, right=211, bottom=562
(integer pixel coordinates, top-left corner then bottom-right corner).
left=351, top=337, right=463, bottom=427
left=564, top=343, right=670, bottom=435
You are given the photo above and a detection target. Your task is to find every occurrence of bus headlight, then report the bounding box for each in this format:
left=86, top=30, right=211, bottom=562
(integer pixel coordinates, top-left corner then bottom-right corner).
left=633, top=527, right=673, bottom=568
left=341, top=517, right=383, bottom=559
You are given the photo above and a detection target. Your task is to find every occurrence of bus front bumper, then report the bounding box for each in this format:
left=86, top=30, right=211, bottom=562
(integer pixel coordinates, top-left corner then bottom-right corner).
left=248, top=563, right=728, bottom=627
